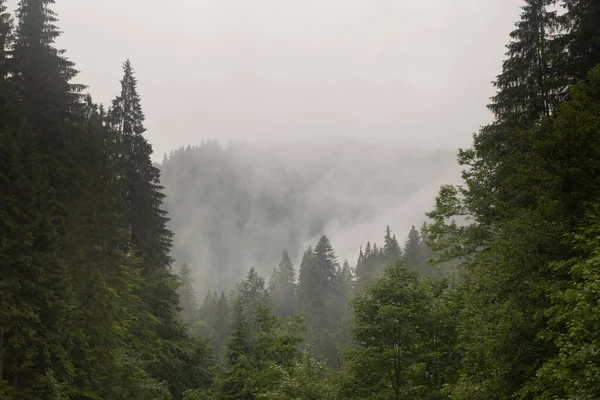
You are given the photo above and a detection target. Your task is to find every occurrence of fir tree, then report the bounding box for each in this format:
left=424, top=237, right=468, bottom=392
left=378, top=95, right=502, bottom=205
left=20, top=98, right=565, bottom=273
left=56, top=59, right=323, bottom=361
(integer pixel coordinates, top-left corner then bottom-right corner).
left=240, top=267, right=270, bottom=320
left=109, top=60, right=173, bottom=270
left=382, top=225, right=402, bottom=264
left=404, top=225, right=423, bottom=268
left=298, top=236, right=341, bottom=363
left=488, top=0, right=564, bottom=127
left=269, top=250, right=297, bottom=317
left=562, top=0, right=600, bottom=80
left=179, top=262, right=199, bottom=329
left=212, top=291, right=229, bottom=362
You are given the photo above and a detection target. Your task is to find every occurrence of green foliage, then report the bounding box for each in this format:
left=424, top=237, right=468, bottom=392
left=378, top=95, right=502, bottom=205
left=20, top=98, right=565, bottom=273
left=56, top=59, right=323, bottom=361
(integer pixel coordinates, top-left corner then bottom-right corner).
left=216, top=273, right=305, bottom=399
left=298, top=236, right=347, bottom=364
left=178, top=262, right=200, bottom=328
left=562, top=0, right=600, bottom=81
left=519, top=207, right=600, bottom=399
left=342, top=262, right=459, bottom=399
left=269, top=250, right=298, bottom=317
left=259, top=347, right=338, bottom=400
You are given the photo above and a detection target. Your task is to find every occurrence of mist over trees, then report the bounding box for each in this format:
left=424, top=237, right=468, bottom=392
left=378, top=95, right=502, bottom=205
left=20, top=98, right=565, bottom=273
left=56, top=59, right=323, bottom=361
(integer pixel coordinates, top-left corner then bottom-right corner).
left=2, top=0, right=600, bottom=399
left=159, top=141, right=459, bottom=294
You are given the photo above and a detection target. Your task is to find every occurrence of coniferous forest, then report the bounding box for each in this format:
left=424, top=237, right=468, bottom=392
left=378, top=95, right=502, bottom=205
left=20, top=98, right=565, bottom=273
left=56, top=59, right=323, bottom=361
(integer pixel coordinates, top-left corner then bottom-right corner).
left=1, top=0, right=600, bottom=399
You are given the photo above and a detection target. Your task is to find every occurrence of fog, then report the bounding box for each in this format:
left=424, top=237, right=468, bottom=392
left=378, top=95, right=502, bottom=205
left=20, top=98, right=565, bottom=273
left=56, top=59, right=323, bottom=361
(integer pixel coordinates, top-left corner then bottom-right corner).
left=161, top=140, right=461, bottom=293
left=6, top=0, right=522, bottom=160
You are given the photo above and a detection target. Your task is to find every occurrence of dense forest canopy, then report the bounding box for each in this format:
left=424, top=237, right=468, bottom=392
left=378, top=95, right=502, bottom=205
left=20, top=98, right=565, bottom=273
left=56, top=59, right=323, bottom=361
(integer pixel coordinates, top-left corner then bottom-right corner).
left=1, top=0, right=600, bottom=399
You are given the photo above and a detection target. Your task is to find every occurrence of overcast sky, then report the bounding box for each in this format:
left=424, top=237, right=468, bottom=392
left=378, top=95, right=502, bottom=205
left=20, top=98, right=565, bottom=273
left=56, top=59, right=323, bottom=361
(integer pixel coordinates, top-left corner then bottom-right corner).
left=9, top=0, right=522, bottom=160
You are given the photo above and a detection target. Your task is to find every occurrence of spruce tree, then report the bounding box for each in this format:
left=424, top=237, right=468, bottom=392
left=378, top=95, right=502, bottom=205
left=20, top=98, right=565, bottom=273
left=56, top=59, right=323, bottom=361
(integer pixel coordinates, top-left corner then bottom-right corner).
left=404, top=225, right=422, bottom=268
left=109, top=60, right=173, bottom=270
left=489, top=0, right=564, bottom=127
left=298, top=236, right=341, bottom=363
left=562, top=0, right=600, bottom=80
left=239, top=267, right=270, bottom=319
left=108, top=60, right=209, bottom=399
left=212, top=291, right=229, bottom=362
left=382, top=225, right=402, bottom=264
left=298, top=245, right=316, bottom=317
left=178, top=262, right=199, bottom=329
left=269, top=250, right=297, bottom=317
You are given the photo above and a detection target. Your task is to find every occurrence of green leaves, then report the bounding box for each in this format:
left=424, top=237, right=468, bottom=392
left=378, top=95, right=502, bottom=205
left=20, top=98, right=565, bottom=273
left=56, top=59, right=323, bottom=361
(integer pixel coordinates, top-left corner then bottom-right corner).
left=342, top=263, right=458, bottom=400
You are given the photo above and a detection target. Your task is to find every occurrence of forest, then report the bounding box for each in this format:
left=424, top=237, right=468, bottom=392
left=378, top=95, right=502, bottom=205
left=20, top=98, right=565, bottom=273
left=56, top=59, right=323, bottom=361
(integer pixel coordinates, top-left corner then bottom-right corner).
left=1, top=0, right=600, bottom=399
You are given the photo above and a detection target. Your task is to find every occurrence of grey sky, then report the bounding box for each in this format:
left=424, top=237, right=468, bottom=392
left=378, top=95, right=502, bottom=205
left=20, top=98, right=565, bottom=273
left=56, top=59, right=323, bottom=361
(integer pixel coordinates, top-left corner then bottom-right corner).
left=10, top=0, right=521, bottom=159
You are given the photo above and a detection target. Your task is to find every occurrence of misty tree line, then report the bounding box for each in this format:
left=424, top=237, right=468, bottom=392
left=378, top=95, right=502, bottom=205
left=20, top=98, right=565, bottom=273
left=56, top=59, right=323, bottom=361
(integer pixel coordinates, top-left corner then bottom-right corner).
left=179, top=225, right=457, bottom=399
left=158, top=137, right=459, bottom=297
left=1, top=0, right=600, bottom=399
left=180, top=224, right=439, bottom=356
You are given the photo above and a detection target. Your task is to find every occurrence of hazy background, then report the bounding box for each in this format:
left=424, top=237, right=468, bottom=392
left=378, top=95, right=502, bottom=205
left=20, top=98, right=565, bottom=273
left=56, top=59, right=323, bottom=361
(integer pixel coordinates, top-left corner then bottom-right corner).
left=160, top=141, right=462, bottom=293
left=4, top=0, right=524, bottom=291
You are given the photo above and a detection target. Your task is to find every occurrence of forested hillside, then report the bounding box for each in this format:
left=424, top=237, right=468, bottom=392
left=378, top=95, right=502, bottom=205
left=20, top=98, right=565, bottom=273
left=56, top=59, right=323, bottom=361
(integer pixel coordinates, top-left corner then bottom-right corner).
left=2, top=0, right=600, bottom=399
left=160, top=142, right=458, bottom=293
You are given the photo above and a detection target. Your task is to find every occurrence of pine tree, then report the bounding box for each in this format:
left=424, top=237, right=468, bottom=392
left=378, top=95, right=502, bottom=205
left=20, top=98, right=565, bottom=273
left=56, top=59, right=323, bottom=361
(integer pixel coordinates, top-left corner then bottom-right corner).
left=298, top=245, right=316, bottom=312
left=562, top=0, right=600, bottom=81
left=269, top=250, right=297, bottom=317
left=212, top=291, right=229, bottom=362
left=298, top=236, right=341, bottom=363
left=107, top=60, right=209, bottom=399
left=337, top=259, right=354, bottom=303
left=196, top=290, right=216, bottom=338
left=109, top=60, right=173, bottom=270
left=179, top=262, right=199, bottom=329
left=240, top=267, right=270, bottom=319
left=404, top=225, right=423, bottom=268
left=220, top=298, right=252, bottom=399
left=335, top=258, right=354, bottom=349
left=488, top=0, right=564, bottom=127
left=382, top=225, right=402, bottom=264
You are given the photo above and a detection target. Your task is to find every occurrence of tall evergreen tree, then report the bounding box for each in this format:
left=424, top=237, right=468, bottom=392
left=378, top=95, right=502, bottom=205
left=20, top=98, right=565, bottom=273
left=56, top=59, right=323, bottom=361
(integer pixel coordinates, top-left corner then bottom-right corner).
left=298, top=245, right=316, bottom=316
left=562, top=0, right=600, bottom=81
left=269, top=250, right=297, bottom=317
left=404, top=225, right=423, bottom=268
left=489, top=0, right=564, bottom=127
left=239, top=267, right=270, bottom=320
left=382, top=225, right=402, bottom=264
left=109, top=60, right=173, bottom=270
left=298, top=235, right=341, bottom=363
left=107, top=60, right=210, bottom=399
left=211, top=291, right=229, bottom=362
left=179, top=262, right=199, bottom=329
